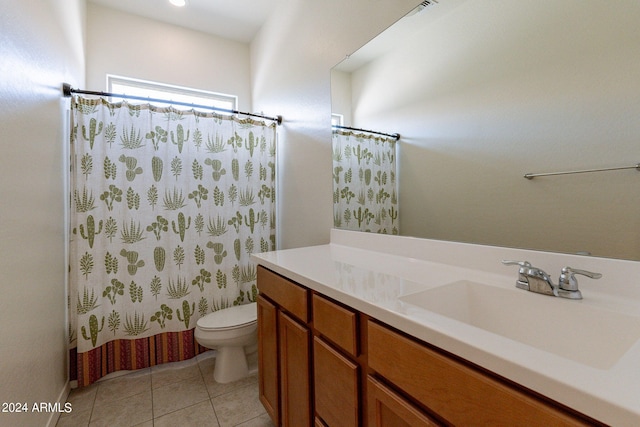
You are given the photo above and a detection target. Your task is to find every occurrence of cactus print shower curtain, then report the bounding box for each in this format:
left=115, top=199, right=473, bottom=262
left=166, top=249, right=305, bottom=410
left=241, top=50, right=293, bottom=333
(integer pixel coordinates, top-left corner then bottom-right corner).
left=332, top=129, right=399, bottom=234
left=68, top=97, right=276, bottom=386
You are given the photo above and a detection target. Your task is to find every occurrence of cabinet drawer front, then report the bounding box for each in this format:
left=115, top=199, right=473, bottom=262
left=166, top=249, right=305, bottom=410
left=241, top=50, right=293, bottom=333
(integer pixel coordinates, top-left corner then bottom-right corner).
left=258, top=266, right=309, bottom=322
left=367, top=321, right=589, bottom=427
left=312, top=294, right=358, bottom=356
left=314, top=337, right=359, bottom=427
left=367, top=376, right=439, bottom=427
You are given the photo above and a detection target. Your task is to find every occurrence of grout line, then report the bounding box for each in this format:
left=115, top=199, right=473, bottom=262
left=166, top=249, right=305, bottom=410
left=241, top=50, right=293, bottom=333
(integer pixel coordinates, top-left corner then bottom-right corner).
left=199, top=358, right=223, bottom=427
left=210, top=399, right=222, bottom=427
left=88, top=382, right=98, bottom=425
left=150, top=367, right=155, bottom=426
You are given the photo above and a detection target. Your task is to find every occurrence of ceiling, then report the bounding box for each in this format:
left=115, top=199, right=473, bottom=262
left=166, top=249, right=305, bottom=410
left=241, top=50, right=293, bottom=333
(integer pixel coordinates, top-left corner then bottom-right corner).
left=88, top=0, right=277, bottom=43
left=334, top=0, right=463, bottom=72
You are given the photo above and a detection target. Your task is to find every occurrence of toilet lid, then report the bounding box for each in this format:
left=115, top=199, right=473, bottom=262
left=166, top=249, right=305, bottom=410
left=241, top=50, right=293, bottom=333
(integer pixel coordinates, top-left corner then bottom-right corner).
left=197, top=302, right=257, bottom=331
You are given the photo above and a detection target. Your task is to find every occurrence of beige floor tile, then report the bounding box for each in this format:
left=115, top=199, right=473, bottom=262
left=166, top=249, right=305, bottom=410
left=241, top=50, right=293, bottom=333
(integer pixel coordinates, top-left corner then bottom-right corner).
left=152, top=375, right=210, bottom=418
left=235, top=413, right=275, bottom=427
left=66, top=384, right=98, bottom=413
left=154, top=400, right=220, bottom=427
left=89, top=389, right=153, bottom=427
left=58, top=352, right=267, bottom=427
left=55, top=408, right=91, bottom=427
left=94, top=368, right=151, bottom=403
left=151, top=357, right=202, bottom=389
left=211, top=383, right=266, bottom=427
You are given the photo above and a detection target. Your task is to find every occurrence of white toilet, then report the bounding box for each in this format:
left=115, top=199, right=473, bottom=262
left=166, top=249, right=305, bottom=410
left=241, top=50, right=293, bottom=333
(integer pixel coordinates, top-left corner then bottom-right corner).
left=195, top=302, right=258, bottom=384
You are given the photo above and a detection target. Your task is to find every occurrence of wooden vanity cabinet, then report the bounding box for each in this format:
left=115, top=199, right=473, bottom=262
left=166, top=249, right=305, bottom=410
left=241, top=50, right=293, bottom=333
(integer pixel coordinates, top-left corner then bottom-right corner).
left=367, top=376, right=438, bottom=427
left=313, top=336, right=359, bottom=427
left=257, top=295, right=279, bottom=424
left=279, top=311, right=311, bottom=426
left=257, top=266, right=604, bottom=427
left=257, top=267, right=311, bottom=427
left=367, top=320, right=603, bottom=427
left=312, top=293, right=358, bottom=356
left=312, top=294, right=361, bottom=427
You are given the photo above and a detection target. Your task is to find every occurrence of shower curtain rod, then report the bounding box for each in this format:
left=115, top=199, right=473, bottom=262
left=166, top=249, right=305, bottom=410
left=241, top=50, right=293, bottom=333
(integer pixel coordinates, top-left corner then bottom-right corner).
left=333, top=124, right=400, bottom=140
left=62, top=83, right=282, bottom=125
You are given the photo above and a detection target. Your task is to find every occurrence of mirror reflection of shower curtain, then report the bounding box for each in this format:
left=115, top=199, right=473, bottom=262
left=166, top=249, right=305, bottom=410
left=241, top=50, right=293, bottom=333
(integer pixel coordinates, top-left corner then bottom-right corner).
left=332, top=129, right=398, bottom=234
left=68, top=96, right=276, bottom=386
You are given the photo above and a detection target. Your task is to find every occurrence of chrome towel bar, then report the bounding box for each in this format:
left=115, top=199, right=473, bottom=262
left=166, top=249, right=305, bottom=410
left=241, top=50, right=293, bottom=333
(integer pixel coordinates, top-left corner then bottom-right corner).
left=524, top=163, right=640, bottom=179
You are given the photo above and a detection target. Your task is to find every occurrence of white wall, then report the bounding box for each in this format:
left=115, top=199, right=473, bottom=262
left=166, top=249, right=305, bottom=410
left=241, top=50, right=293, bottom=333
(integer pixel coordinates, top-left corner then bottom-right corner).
left=87, top=1, right=418, bottom=251
left=86, top=3, right=252, bottom=111
left=0, top=0, right=85, bottom=426
left=347, top=0, right=640, bottom=259
left=331, top=70, right=352, bottom=126
left=251, top=0, right=417, bottom=249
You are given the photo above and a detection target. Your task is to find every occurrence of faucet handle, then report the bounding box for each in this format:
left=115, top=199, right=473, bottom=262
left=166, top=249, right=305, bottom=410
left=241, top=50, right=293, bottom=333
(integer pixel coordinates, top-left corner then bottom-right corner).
left=502, top=260, right=534, bottom=275
left=501, top=260, right=532, bottom=269
left=558, top=267, right=602, bottom=292
left=502, top=260, right=533, bottom=290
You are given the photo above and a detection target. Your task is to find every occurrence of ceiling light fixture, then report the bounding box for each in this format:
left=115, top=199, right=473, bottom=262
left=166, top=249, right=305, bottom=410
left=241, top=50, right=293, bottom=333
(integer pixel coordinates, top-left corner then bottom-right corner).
left=169, top=0, right=187, bottom=7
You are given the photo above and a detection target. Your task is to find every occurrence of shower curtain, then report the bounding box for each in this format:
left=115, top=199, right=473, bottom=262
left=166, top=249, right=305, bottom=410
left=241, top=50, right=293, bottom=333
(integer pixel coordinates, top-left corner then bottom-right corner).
left=68, top=96, right=276, bottom=386
left=332, top=129, right=398, bottom=234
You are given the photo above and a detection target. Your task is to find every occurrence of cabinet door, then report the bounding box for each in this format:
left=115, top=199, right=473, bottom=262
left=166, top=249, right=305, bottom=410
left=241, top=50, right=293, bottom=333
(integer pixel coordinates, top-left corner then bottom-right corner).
left=367, top=376, right=439, bottom=427
left=257, top=295, right=279, bottom=426
left=314, top=337, right=359, bottom=427
left=279, top=311, right=312, bottom=427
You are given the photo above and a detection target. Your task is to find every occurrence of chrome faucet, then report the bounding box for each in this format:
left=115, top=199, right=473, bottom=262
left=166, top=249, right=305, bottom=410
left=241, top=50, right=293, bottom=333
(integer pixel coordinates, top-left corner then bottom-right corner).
left=502, top=260, right=601, bottom=300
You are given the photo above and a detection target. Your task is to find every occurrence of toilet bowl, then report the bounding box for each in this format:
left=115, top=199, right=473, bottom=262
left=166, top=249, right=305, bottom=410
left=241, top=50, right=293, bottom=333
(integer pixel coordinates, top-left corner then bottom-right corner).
left=194, top=302, right=257, bottom=384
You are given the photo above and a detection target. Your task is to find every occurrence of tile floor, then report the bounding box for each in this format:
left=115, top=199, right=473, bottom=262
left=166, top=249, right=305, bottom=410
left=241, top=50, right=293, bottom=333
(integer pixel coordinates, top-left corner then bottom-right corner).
left=56, top=351, right=274, bottom=427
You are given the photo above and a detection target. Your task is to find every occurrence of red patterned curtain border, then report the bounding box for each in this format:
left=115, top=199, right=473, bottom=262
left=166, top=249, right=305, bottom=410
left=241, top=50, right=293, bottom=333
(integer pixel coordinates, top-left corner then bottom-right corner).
left=70, top=329, right=208, bottom=387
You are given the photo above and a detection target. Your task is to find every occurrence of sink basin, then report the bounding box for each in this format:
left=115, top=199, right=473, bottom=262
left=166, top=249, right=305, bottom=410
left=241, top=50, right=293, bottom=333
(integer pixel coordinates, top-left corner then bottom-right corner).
left=399, top=280, right=640, bottom=369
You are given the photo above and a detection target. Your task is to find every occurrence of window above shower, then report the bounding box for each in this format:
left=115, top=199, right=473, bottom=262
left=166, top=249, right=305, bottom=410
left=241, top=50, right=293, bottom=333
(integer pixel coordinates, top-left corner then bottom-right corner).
left=106, top=75, right=237, bottom=113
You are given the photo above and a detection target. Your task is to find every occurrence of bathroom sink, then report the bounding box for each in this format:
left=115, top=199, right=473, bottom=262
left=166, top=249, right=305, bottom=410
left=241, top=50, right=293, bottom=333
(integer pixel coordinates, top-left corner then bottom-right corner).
left=399, top=280, right=640, bottom=369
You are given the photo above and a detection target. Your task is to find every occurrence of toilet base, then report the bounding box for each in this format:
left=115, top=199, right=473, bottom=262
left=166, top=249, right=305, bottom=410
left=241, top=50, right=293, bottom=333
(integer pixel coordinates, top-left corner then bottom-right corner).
left=213, top=346, right=249, bottom=384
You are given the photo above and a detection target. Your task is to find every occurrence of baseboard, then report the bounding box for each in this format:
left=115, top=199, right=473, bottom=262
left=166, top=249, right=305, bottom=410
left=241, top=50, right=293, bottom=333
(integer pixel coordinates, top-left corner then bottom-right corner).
left=45, top=381, right=71, bottom=427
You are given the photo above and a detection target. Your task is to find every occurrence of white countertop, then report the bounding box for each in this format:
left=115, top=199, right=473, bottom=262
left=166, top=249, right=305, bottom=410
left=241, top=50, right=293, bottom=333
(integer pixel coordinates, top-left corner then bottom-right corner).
left=252, top=229, right=640, bottom=426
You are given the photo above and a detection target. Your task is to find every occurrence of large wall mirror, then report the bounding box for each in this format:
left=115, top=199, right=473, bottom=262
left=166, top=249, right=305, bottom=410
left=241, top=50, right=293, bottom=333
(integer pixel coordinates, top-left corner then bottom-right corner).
left=331, top=0, right=640, bottom=261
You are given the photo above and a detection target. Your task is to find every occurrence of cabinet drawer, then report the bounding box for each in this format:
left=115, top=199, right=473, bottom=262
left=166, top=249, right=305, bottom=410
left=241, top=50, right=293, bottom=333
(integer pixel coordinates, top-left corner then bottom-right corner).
left=314, top=337, right=359, bottom=427
left=312, top=294, right=358, bottom=356
left=257, top=266, right=309, bottom=322
left=367, top=321, right=590, bottom=427
left=367, top=376, right=439, bottom=427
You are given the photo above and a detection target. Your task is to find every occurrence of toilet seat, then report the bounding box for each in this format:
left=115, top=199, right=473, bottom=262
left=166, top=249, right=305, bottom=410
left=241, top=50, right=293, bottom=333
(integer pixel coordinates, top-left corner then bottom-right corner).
left=196, top=302, right=257, bottom=331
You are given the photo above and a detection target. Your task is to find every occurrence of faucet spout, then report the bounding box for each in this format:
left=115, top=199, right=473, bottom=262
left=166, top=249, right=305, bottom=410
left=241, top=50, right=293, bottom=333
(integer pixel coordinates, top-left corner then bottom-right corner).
left=502, top=260, right=555, bottom=294
left=525, top=269, right=558, bottom=297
